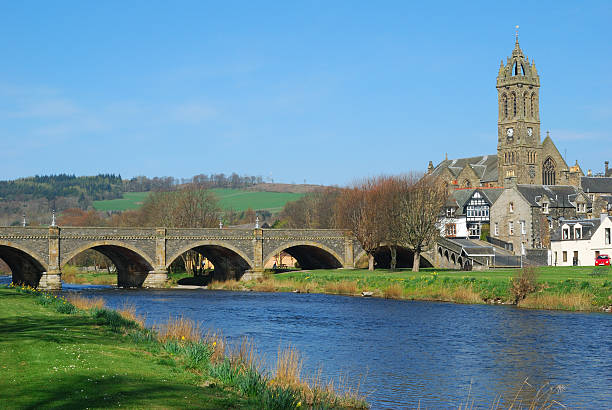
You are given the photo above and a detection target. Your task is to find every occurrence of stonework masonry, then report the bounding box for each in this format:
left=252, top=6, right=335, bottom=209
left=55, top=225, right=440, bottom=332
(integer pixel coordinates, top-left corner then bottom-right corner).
left=0, top=226, right=364, bottom=290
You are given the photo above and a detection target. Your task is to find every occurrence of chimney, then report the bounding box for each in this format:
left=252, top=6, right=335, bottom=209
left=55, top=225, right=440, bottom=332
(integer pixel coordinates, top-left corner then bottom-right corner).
left=606, top=161, right=609, bottom=176
left=427, top=161, right=434, bottom=174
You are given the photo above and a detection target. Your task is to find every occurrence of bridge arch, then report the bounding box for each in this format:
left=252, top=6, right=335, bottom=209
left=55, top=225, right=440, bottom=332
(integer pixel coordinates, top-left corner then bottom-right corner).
left=61, top=241, right=155, bottom=288
left=264, top=241, right=344, bottom=270
left=0, top=241, right=49, bottom=287
left=355, top=246, right=434, bottom=269
left=166, top=241, right=254, bottom=282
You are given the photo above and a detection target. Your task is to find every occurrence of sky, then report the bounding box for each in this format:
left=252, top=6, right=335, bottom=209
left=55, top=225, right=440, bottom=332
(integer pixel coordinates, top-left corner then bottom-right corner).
left=1, top=1, right=611, bottom=186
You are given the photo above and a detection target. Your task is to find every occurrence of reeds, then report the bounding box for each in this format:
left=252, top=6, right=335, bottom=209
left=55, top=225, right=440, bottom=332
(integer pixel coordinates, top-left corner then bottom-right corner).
left=518, top=291, right=594, bottom=311
left=208, top=279, right=244, bottom=290
left=157, top=315, right=202, bottom=342
left=324, top=280, right=357, bottom=295
left=117, top=302, right=146, bottom=328
left=66, top=295, right=105, bottom=310
left=383, top=283, right=404, bottom=299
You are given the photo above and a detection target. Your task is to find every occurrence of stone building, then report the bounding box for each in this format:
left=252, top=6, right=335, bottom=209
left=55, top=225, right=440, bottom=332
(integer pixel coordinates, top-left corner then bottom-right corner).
left=427, top=34, right=582, bottom=189
left=489, top=183, right=589, bottom=253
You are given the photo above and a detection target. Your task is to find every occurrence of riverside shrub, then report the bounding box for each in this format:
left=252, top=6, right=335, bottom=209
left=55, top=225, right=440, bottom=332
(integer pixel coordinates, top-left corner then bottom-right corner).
left=510, top=267, right=538, bottom=303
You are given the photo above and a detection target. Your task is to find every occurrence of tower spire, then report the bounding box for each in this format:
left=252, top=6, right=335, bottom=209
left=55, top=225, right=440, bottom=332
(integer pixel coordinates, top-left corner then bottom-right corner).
left=515, top=25, right=519, bottom=45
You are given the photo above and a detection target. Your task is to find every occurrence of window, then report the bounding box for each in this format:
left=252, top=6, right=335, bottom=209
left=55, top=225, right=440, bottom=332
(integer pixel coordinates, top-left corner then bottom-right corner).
left=575, top=227, right=582, bottom=239
left=543, top=157, right=556, bottom=185
left=596, top=250, right=600, bottom=259
left=509, top=202, right=514, bottom=213
left=577, top=203, right=586, bottom=213
left=468, top=224, right=481, bottom=237
left=574, top=251, right=579, bottom=264
left=542, top=202, right=549, bottom=214
left=446, top=207, right=455, bottom=218
left=563, top=251, right=567, bottom=262
left=549, top=219, right=553, bottom=229
left=589, top=194, right=595, bottom=202
left=520, top=220, right=526, bottom=235
left=494, top=222, right=499, bottom=236
left=509, top=221, right=514, bottom=235
left=606, top=228, right=611, bottom=245
left=562, top=228, right=569, bottom=240
left=445, top=224, right=456, bottom=237
left=503, top=94, right=508, bottom=118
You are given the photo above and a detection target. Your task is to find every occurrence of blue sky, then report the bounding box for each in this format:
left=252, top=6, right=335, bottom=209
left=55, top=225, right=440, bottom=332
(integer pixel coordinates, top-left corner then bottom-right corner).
left=1, top=1, right=610, bottom=185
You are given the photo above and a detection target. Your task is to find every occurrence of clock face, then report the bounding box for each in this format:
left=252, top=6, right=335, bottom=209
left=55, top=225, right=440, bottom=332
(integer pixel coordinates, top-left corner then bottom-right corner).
left=527, top=127, right=533, bottom=137
left=506, top=128, right=514, bottom=137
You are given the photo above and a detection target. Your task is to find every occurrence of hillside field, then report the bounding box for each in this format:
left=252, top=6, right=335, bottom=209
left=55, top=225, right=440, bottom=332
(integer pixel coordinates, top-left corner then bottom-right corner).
left=93, top=188, right=304, bottom=213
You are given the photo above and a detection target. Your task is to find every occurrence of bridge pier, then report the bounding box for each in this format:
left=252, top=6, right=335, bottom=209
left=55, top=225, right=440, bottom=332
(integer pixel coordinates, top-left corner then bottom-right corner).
left=143, top=271, right=168, bottom=288
left=38, top=271, right=62, bottom=290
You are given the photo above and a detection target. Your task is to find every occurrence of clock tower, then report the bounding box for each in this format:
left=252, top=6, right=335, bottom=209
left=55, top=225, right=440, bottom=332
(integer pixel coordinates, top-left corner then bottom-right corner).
left=496, top=30, right=541, bottom=185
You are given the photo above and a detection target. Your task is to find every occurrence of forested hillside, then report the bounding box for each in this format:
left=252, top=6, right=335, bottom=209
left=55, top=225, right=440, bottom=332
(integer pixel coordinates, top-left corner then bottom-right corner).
left=0, top=174, right=123, bottom=201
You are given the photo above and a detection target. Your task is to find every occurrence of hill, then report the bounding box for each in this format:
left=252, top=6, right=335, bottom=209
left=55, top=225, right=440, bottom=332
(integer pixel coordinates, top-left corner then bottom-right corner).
left=93, top=187, right=307, bottom=213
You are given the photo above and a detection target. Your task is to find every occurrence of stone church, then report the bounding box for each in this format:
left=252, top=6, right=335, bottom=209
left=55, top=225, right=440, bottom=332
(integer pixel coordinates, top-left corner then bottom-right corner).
left=428, top=35, right=583, bottom=188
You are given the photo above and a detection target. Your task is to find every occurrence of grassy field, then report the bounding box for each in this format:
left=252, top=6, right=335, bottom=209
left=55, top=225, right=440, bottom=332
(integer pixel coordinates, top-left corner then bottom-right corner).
left=92, top=192, right=150, bottom=211
left=216, top=266, right=612, bottom=312
left=210, top=188, right=304, bottom=213
left=92, top=189, right=304, bottom=213
left=0, top=285, right=366, bottom=409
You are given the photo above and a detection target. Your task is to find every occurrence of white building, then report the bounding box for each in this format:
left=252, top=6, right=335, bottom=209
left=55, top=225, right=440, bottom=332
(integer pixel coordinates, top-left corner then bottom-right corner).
left=550, top=214, right=612, bottom=266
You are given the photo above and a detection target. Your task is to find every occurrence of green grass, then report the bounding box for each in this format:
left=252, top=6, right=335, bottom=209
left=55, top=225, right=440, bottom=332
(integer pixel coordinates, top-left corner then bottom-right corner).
left=210, top=188, right=304, bottom=213
left=0, top=285, right=367, bottom=408
left=0, top=287, right=252, bottom=409
left=92, top=189, right=304, bottom=213
left=235, top=266, right=612, bottom=311
left=92, top=191, right=150, bottom=211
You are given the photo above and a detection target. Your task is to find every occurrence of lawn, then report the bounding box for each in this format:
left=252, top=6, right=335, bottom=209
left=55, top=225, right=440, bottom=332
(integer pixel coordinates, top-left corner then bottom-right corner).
left=92, top=189, right=304, bottom=213
left=0, top=288, right=251, bottom=409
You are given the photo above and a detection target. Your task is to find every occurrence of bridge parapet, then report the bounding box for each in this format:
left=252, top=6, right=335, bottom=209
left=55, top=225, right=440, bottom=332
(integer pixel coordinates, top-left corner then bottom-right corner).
left=0, top=226, right=367, bottom=290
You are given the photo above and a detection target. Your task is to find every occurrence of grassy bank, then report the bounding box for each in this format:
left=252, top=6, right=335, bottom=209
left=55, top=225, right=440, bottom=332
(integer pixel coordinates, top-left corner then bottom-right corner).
left=210, top=266, right=612, bottom=312
left=0, top=284, right=367, bottom=409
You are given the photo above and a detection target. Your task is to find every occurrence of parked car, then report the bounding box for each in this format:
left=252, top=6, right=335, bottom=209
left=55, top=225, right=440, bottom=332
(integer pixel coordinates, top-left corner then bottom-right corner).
left=595, top=254, right=610, bottom=266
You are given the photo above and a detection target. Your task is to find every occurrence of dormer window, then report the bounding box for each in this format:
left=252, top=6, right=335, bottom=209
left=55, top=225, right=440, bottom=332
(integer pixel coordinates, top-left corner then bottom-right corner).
left=509, top=202, right=514, bottom=213
left=562, top=227, right=569, bottom=240
left=589, top=194, right=595, bottom=202
left=446, top=207, right=455, bottom=218
left=577, top=203, right=586, bottom=213
left=542, top=202, right=549, bottom=214
left=575, top=226, right=582, bottom=239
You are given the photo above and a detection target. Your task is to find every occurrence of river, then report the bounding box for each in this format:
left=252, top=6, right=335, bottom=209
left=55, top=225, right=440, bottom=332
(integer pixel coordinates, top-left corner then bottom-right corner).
left=3, top=276, right=611, bottom=408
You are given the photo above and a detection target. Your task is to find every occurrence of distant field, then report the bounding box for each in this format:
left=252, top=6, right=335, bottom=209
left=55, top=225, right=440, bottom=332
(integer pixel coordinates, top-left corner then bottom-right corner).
left=92, top=192, right=150, bottom=211
left=92, top=188, right=304, bottom=213
left=210, top=188, right=304, bottom=212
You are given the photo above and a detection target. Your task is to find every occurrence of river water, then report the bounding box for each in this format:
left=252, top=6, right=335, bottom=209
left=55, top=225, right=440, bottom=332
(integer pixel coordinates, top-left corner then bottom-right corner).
left=3, top=276, right=611, bottom=408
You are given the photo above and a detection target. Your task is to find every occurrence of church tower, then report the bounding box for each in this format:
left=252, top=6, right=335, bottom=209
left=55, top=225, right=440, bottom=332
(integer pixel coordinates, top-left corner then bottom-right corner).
left=496, top=30, right=542, bottom=185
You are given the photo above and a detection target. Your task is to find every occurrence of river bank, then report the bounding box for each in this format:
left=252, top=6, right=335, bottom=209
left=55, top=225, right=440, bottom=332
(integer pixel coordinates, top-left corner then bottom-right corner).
left=211, top=266, right=612, bottom=312
left=0, top=284, right=367, bottom=409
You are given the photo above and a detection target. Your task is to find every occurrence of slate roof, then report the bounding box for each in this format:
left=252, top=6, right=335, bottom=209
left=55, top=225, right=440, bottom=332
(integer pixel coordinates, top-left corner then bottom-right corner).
left=448, top=188, right=504, bottom=216
left=431, top=155, right=498, bottom=183
left=550, top=217, right=606, bottom=241
left=444, top=238, right=495, bottom=256
left=515, top=185, right=585, bottom=208
left=581, top=177, right=612, bottom=194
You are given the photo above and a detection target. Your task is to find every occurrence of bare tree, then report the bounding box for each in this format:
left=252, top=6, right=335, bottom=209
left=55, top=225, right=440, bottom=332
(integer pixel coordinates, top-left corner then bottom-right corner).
left=335, top=180, right=387, bottom=271
left=398, top=176, right=448, bottom=272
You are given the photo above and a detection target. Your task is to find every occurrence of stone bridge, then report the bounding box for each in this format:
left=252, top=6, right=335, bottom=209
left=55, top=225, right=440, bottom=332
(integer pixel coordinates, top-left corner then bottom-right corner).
left=0, top=226, right=365, bottom=290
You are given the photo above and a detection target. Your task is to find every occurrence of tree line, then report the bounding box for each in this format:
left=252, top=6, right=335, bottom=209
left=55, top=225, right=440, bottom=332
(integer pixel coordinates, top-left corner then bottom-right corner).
left=278, top=175, right=448, bottom=271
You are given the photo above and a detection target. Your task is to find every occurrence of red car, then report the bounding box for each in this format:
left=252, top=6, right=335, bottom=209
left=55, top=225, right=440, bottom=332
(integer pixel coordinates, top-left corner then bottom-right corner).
left=595, top=254, right=610, bottom=266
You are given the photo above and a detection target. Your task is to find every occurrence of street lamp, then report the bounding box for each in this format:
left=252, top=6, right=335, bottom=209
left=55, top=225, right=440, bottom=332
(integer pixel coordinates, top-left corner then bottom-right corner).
left=51, top=210, right=56, bottom=227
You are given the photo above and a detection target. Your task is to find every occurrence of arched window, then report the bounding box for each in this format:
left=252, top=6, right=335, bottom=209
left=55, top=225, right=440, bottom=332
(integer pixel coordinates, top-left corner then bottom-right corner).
left=523, top=93, right=527, bottom=117
left=512, top=93, right=517, bottom=117
left=502, top=94, right=508, bottom=118
left=543, top=157, right=556, bottom=185
left=531, top=93, right=536, bottom=118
